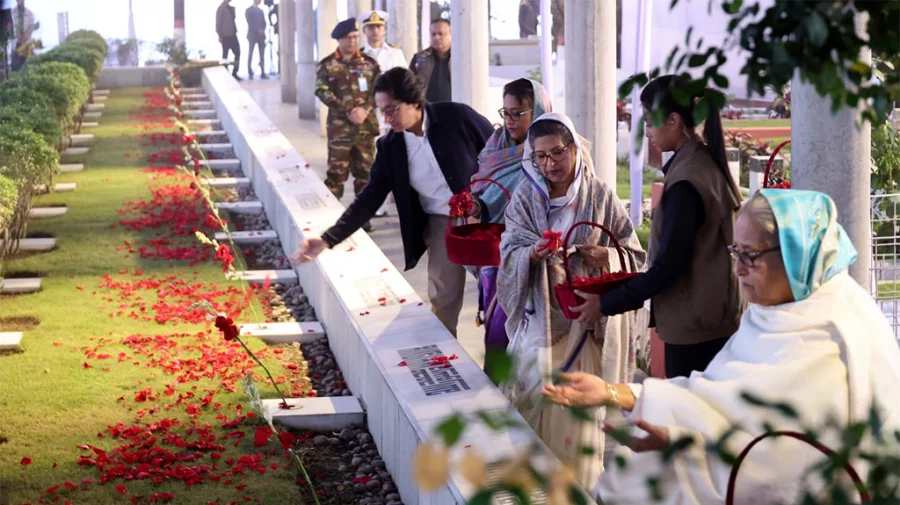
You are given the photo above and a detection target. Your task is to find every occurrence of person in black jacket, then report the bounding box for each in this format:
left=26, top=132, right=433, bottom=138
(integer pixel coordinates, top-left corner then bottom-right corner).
left=293, top=67, right=494, bottom=336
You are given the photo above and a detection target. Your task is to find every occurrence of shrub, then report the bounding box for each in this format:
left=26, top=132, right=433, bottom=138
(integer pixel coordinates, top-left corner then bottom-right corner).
left=2, top=61, right=90, bottom=130
left=0, top=173, right=17, bottom=232
left=0, top=88, right=62, bottom=148
left=0, top=126, right=59, bottom=256
left=66, top=30, right=108, bottom=57
left=29, top=44, right=105, bottom=82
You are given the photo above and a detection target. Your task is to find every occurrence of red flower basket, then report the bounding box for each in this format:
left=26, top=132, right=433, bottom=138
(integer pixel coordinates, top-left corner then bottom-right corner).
left=727, top=430, right=869, bottom=504
left=763, top=140, right=792, bottom=189
left=553, top=221, right=639, bottom=320
left=445, top=178, right=511, bottom=267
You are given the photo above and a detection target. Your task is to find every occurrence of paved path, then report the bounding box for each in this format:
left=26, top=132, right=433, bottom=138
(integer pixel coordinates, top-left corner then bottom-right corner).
left=241, top=80, right=486, bottom=366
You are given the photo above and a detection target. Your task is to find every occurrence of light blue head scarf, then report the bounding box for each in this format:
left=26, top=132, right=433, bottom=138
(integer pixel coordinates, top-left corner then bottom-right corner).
left=758, top=189, right=858, bottom=301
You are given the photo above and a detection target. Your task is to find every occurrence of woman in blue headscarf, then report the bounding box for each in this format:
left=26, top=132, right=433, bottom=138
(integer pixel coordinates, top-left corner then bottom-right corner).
left=543, top=190, right=900, bottom=505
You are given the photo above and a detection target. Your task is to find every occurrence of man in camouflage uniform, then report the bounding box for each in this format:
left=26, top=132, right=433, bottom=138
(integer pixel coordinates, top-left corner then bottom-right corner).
left=315, top=18, right=381, bottom=211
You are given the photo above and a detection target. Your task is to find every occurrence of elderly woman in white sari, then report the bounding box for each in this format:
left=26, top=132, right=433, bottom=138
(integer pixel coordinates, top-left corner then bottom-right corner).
left=543, top=189, right=900, bottom=504
left=497, top=112, right=646, bottom=490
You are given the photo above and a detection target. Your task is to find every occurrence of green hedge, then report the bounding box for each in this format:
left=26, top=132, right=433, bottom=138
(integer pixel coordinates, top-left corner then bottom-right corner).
left=1, top=61, right=90, bottom=129
left=0, top=88, right=62, bottom=148
left=0, top=126, right=60, bottom=187
left=29, top=44, right=105, bottom=82
left=0, top=173, right=17, bottom=231
left=66, top=30, right=109, bottom=57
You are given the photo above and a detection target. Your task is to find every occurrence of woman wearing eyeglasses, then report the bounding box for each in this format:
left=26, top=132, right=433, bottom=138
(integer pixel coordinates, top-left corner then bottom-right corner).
left=497, top=112, right=646, bottom=488
left=543, top=190, right=900, bottom=505
left=462, top=78, right=551, bottom=377
left=571, top=74, right=744, bottom=379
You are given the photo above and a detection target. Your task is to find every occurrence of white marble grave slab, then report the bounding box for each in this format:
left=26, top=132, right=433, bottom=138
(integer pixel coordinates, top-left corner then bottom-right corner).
left=201, top=177, right=250, bottom=188
left=194, top=129, right=226, bottom=137
left=214, top=201, right=262, bottom=213
left=0, top=238, right=55, bottom=251
left=239, top=321, right=325, bottom=343
left=81, top=122, right=100, bottom=128
left=93, top=95, right=108, bottom=101
left=184, top=109, right=217, bottom=119
left=62, top=147, right=89, bottom=156
left=262, top=397, right=364, bottom=431
left=34, top=183, right=76, bottom=193
left=749, top=171, right=764, bottom=194
left=186, top=119, right=221, bottom=127
left=184, top=100, right=213, bottom=109
left=0, top=332, right=23, bottom=351
left=234, top=269, right=298, bottom=284
left=29, top=207, right=67, bottom=219
left=214, top=230, right=278, bottom=243
left=59, top=163, right=85, bottom=173
left=198, top=143, right=233, bottom=152
left=199, top=159, right=240, bottom=171
left=83, top=112, right=102, bottom=119
left=0, top=278, right=41, bottom=294
left=86, top=103, right=105, bottom=112
left=69, top=134, right=94, bottom=145
left=93, top=89, right=111, bottom=95
left=182, top=87, right=204, bottom=94
left=183, top=93, right=209, bottom=100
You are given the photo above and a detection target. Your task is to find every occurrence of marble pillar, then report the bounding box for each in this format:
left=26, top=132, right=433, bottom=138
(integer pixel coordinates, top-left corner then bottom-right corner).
left=387, top=0, right=419, bottom=60
left=297, top=0, right=318, bottom=119
left=279, top=0, right=297, bottom=103
left=450, top=0, right=489, bottom=116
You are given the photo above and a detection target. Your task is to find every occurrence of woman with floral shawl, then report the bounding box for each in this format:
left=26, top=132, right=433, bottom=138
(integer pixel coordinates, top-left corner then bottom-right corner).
left=544, top=190, right=900, bottom=504
left=497, top=112, right=646, bottom=489
left=466, top=78, right=551, bottom=376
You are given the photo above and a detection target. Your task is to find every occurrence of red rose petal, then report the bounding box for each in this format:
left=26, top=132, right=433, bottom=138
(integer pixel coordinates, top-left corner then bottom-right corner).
left=20, top=457, right=32, bottom=466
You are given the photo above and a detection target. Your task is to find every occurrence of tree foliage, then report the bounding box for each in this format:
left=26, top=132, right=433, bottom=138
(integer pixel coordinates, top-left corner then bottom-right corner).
left=620, top=1, right=900, bottom=126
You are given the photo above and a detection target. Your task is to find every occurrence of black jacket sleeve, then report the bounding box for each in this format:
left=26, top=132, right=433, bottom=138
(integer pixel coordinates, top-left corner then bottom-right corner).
left=321, top=138, right=392, bottom=247
left=599, top=181, right=706, bottom=316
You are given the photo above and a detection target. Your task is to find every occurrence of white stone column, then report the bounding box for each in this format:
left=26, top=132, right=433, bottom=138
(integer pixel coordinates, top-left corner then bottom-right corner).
left=347, top=0, right=371, bottom=47
left=297, top=0, right=318, bottom=119
left=792, top=16, right=872, bottom=289
left=420, top=0, right=430, bottom=55
left=279, top=0, right=298, bottom=103
left=565, top=0, right=617, bottom=190
left=450, top=0, right=489, bottom=116
left=539, top=0, right=554, bottom=99
left=628, top=0, right=652, bottom=226
left=387, top=0, right=419, bottom=60
left=316, top=1, right=339, bottom=133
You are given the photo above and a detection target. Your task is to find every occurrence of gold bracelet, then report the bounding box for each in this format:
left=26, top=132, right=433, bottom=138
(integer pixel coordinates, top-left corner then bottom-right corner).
left=606, top=384, right=620, bottom=408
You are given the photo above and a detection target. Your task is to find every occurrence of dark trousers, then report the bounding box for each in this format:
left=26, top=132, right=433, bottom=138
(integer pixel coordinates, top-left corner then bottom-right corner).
left=11, top=51, right=26, bottom=72
left=247, top=39, right=265, bottom=76
left=220, top=35, right=240, bottom=76
left=664, top=336, right=730, bottom=378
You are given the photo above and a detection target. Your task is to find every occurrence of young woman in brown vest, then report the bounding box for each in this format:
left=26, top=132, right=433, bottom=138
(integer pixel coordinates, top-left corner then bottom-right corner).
left=570, top=75, right=743, bottom=378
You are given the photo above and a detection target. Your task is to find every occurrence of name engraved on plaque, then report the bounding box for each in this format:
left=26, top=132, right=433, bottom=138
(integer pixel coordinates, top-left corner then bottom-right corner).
left=294, top=192, right=326, bottom=210
left=352, top=275, right=399, bottom=307
left=397, top=344, right=471, bottom=397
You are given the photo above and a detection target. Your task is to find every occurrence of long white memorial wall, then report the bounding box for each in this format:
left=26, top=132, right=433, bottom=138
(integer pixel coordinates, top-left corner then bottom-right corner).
left=200, top=67, right=586, bottom=504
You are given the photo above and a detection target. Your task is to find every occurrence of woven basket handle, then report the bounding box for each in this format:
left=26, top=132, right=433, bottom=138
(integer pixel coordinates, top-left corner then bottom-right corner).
left=763, top=140, right=791, bottom=189
left=560, top=221, right=628, bottom=289
left=726, top=430, right=870, bottom=504
left=448, top=177, right=511, bottom=226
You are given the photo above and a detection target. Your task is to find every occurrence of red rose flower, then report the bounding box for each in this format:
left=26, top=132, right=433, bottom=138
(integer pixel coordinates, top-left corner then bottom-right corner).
left=254, top=426, right=274, bottom=447
left=277, top=431, right=295, bottom=451
left=215, top=316, right=239, bottom=341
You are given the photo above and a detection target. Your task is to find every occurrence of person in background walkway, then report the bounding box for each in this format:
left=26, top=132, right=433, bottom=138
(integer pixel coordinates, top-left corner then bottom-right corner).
left=360, top=9, right=407, bottom=218
left=571, top=75, right=744, bottom=378
left=498, top=113, right=645, bottom=489
left=518, top=0, right=538, bottom=38
left=544, top=190, right=900, bottom=505
left=294, top=67, right=494, bottom=337
left=245, top=0, right=268, bottom=79
left=409, top=18, right=452, bottom=103
left=216, top=0, right=241, bottom=79
left=10, top=0, right=35, bottom=71
left=314, top=18, right=380, bottom=232
left=464, top=78, right=551, bottom=377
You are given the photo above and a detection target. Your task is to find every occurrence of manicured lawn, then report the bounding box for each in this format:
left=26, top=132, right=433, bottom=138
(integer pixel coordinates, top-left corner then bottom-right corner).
left=723, top=118, right=791, bottom=128
left=0, top=88, right=302, bottom=504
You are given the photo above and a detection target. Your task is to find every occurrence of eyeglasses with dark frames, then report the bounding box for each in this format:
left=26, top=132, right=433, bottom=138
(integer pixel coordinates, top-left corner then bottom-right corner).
left=531, top=143, right=573, bottom=167
left=498, top=108, right=529, bottom=121
left=728, top=244, right=780, bottom=267
left=380, top=104, right=402, bottom=118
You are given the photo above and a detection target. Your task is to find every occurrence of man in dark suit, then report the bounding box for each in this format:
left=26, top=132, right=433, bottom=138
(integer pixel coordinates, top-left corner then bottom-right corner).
left=294, top=67, right=494, bottom=336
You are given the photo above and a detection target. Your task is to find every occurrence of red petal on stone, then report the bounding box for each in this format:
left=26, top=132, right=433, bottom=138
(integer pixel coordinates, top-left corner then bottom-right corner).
left=21, top=457, right=32, bottom=466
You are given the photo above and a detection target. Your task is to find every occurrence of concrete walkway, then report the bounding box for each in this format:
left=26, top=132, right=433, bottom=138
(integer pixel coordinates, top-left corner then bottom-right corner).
left=242, top=80, right=485, bottom=366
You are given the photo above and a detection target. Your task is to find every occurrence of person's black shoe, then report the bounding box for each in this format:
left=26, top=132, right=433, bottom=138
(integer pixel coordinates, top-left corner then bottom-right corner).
left=362, top=221, right=374, bottom=233
left=233, top=74, right=243, bottom=81
left=260, top=73, right=269, bottom=79
left=248, top=71, right=254, bottom=79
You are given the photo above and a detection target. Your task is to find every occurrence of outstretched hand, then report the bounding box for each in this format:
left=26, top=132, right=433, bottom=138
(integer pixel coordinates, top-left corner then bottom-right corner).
left=542, top=371, right=609, bottom=408
left=603, top=419, right=670, bottom=453
left=291, top=237, right=328, bottom=265
left=570, top=290, right=604, bottom=324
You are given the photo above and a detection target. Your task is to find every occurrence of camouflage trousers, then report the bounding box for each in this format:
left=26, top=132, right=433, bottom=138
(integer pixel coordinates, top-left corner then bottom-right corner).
left=325, top=134, right=376, bottom=200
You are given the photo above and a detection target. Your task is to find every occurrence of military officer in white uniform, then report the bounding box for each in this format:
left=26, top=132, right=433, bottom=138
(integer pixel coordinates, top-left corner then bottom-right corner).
left=359, top=9, right=407, bottom=216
